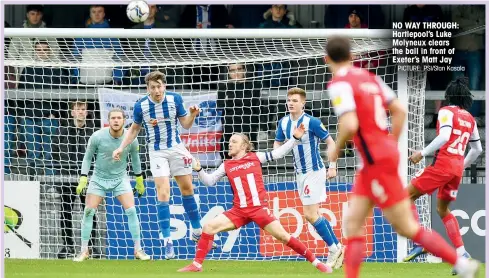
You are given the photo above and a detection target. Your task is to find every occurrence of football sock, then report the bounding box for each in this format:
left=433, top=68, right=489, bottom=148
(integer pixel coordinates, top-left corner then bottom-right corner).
left=412, top=227, right=457, bottom=265
left=194, top=232, right=214, bottom=265
left=125, top=206, right=141, bottom=250
left=286, top=237, right=317, bottom=264
left=442, top=213, right=464, bottom=249
left=345, top=236, right=365, bottom=278
left=182, top=195, right=202, bottom=230
left=312, top=216, right=338, bottom=253
left=157, top=201, right=171, bottom=239
left=81, top=207, right=96, bottom=252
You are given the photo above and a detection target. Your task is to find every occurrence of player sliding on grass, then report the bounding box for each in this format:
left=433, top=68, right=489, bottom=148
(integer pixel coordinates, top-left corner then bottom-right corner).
left=403, top=77, right=483, bottom=276
left=74, top=108, right=150, bottom=262
left=325, top=36, right=479, bottom=278
left=274, top=87, right=344, bottom=269
left=178, top=126, right=333, bottom=273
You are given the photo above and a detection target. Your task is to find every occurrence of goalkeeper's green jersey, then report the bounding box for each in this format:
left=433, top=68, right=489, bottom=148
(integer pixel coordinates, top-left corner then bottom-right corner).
left=81, top=128, right=142, bottom=179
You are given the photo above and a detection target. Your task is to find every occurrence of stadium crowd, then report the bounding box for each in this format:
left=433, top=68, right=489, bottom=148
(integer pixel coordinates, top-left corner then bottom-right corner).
left=3, top=3, right=485, bottom=259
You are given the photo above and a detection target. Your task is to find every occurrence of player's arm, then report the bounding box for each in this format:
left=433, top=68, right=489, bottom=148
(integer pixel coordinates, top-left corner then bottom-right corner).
left=130, top=139, right=145, bottom=197
left=258, top=124, right=305, bottom=163
left=311, top=118, right=337, bottom=169
left=463, top=123, right=483, bottom=168
left=327, top=81, right=358, bottom=162
left=77, top=134, right=98, bottom=195
left=273, top=118, right=285, bottom=149
left=193, top=162, right=226, bottom=186
left=114, top=103, right=143, bottom=159
left=177, top=94, right=200, bottom=129
left=415, top=109, right=454, bottom=161
left=377, top=76, right=407, bottom=141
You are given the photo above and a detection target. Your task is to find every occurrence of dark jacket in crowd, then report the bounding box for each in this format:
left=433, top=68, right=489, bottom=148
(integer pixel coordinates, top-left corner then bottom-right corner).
left=56, top=119, right=97, bottom=165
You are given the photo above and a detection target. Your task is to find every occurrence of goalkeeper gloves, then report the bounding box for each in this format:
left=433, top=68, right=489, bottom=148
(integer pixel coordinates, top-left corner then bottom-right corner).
left=133, top=175, right=145, bottom=197
left=76, top=175, right=88, bottom=195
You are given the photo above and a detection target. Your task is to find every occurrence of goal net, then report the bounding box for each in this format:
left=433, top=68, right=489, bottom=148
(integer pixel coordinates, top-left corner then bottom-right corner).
left=4, top=28, right=428, bottom=262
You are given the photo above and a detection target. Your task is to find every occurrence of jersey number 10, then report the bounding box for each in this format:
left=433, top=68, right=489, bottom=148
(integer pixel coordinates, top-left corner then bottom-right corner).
left=447, top=129, right=470, bottom=156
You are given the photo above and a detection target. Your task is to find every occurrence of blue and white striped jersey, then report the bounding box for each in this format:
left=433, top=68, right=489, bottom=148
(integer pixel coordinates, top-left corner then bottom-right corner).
left=133, top=92, right=187, bottom=151
left=275, top=113, right=330, bottom=174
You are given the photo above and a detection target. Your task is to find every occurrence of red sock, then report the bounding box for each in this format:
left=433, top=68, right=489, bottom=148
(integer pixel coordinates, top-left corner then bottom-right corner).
left=286, top=237, right=316, bottom=263
left=344, top=237, right=365, bottom=278
left=411, top=203, right=419, bottom=222
left=194, top=232, right=214, bottom=265
left=412, top=227, right=457, bottom=265
left=442, top=213, right=464, bottom=248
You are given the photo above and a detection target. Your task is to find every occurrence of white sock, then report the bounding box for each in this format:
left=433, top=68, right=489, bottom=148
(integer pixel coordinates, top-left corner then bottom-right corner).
left=193, top=228, right=203, bottom=236
left=81, top=240, right=89, bottom=252
left=134, top=239, right=141, bottom=251
left=454, top=257, right=470, bottom=274
left=312, top=259, right=320, bottom=267
left=163, top=237, right=172, bottom=246
left=329, top=244, right=339, bottom=253
left=456, top=246, right=467, bottom=257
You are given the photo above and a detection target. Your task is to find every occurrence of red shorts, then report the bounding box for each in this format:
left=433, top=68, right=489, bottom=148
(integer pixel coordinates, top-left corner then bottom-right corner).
left=411, top=166, right=462, bottom=201
left=223, top=205, right=277, bottom=229
left=353, top=159, right=408, bottom=209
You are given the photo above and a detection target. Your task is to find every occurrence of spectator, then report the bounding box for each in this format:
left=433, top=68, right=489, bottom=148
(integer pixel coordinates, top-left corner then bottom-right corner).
left=230, top=5, right=270, bottom=28
left=403, top=4, right=446, bottom=128
left=345, top=8, right=368, bottom=28
left=259, top=5, right=301, bottom=28
left=155, top=5, right=181, bottom=27
left=53, top=101, right=99, bottom=259
left=451, top=5, right=484, bottom=122
left=72, top=5, right=124, bottom=85
left=324, top=5, right=385, bottom=29
left=217, top=63, right=261, bottom=159
left=344, top=10, right=386, bottom=71
left=179, top=5, right=232, bottom=89
left=7, top=5, right=61, bottom=61
left=19, top=40, right=73, bottom=88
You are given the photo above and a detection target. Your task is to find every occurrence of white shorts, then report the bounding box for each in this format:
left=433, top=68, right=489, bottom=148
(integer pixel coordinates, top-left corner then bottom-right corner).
left=296, top=168, right=327, bottom=206
left=149, top=143, right=193, bottom=177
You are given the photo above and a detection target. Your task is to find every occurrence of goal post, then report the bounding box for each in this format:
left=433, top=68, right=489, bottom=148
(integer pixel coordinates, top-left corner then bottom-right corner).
left=4, top=28, right=427, bottom=262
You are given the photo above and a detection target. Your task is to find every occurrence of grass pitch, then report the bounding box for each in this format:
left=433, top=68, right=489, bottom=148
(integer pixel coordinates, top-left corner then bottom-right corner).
left=5, top=259, right=485, bottom=278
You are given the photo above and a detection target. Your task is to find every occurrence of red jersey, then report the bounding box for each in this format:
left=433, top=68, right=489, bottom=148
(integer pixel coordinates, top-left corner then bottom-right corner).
left=327, top=66, right=398, bottom=166
left=433, top=106, right=476, bottom=175
left=224, top=152, right=268, bottom=208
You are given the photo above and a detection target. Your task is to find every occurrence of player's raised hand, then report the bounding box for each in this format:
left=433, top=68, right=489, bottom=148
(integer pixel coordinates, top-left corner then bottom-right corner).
left=133, top=175, right=145, bottom=197
left=327, top=167, right=337, bottom=180
left=409, top=151, right=423, bottom=164
left=76, top=176, right=88, bottom=195
left=189, top=105, right=201, bottom=117
left=192, top=158, right=202, bottom=172
left=292, top=123, right=306, bottom=139
left=112, top=147, right=123, bottom=161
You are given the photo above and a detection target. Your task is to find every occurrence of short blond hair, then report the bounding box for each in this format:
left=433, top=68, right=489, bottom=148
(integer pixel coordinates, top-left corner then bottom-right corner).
left=233, top=133, right=254, bottom=152
left=108, top=108, right=125, bottom=120
left=145, top=70, right=167, bottom=85
left=287, top=87, right=306, bottom=99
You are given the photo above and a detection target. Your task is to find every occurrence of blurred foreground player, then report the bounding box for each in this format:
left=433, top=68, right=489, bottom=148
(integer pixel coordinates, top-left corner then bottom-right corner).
left=74, top=108, right=150, bottom=262
left=178, top=125, right=332, bottom=273
left=325, top=36, right=480, bottom=278
left=403, top=77, right=483, bottom=276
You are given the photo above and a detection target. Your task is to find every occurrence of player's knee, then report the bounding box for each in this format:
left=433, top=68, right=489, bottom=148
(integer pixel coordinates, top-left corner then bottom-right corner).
left=202, top=223, right=217, bottom=235
left=275, top=232, right=291, bottom=244
left=180, top=187, right=194, bottom=196
left=436, top=205, right=450, bottom=219
left=83, top=207, right=96, bottom=217
left=125, top=206, right=137, bottom=216
left=157, top=190, right=170, bottom=202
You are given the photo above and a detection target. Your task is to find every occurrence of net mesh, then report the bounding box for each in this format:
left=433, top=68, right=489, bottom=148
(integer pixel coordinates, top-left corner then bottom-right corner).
left=4, top=31, right=424, bottom=261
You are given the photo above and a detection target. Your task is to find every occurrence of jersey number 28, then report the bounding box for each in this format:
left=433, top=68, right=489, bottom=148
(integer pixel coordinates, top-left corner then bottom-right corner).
left=447, top=129, right=470, bottom=156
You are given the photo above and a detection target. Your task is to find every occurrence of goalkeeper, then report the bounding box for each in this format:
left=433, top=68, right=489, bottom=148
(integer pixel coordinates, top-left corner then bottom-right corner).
left=74, top=108, right=150, bottom=262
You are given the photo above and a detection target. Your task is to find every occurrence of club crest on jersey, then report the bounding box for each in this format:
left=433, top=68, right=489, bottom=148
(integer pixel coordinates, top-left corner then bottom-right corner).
left=149, top=118, right=158, bottom=126
left=332, top=96, right=342, bottom=106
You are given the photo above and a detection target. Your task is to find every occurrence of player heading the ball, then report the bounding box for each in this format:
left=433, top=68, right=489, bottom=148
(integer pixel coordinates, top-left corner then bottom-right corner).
left=74, top=108, right=150, bottom=262
left=178, top=126, right=332, bottom=273
left=273, top=87, right=344, bottom=269
left=403, top=76, right=483, bottom=276
left=325, top=36, right=480, bottom=278
left=112, top=71, right=205, bottom=260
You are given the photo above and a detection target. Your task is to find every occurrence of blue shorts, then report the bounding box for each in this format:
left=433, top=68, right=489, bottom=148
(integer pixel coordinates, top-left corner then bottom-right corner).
left=87, top=176, right=132, bottom=198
